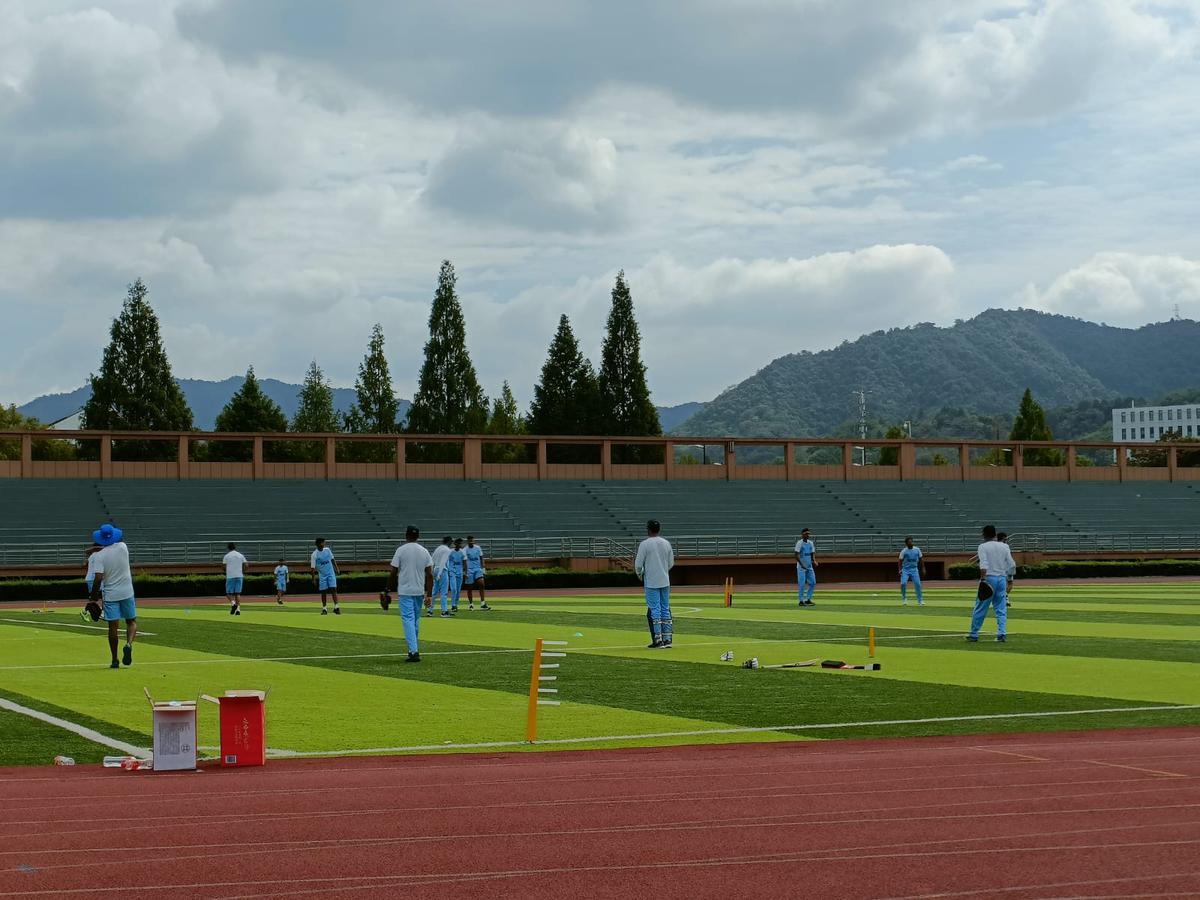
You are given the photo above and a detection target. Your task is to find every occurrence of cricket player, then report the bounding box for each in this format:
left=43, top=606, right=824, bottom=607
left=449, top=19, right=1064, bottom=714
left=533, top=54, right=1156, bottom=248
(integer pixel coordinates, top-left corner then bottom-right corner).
left=464, top=535, right=490, bottom=610
left=274, top=559, right=289, bottom=605
left=311, top=537, right=340, bottom=615
left=88, top=523, right=136, bottom=669
left=431, top=535, right=453, bottom=617
left=968, top=524, right=1015, bottom=643
left=898, top=536, right=924, bottom=606
left=795, top=527, right=817, bottom=606
left=223, top=542, right=247, bottom=616
left=389, top=525, right=434, bottom=662
left=447, top=538, right=466, bottom=612
left=634, top=519, right=674, bottom=648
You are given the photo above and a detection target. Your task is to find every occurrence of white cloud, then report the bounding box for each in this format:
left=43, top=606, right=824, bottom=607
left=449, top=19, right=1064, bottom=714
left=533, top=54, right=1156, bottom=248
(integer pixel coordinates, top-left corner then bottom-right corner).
left=423, top=123, right=622, bottom=232
left=1019, top=253, right=1200, bottom=324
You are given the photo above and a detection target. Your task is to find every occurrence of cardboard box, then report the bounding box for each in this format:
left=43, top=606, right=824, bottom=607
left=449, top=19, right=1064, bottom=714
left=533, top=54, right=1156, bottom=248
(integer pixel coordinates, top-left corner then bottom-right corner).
left=143, top=688, right=198, bottom=772
left=203, top=690, right=269, bottom=767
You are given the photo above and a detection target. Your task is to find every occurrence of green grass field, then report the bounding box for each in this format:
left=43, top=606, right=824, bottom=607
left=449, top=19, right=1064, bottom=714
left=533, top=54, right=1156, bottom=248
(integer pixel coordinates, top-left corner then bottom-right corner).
left=1, top=583, right=1198, bottom=766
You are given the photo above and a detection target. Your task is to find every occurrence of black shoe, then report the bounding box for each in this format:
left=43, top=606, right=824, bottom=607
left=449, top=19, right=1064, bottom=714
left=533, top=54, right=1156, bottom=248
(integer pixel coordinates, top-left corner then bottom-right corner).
left=334, top=606, right=341, bottom=615
left=661, top=641, right=672, bottom=648
left=276, top=598, right=284, bottom=605
left=479, top=603, right=491, bottom=610
left=648, top=641, right=664, bottom=649
left=321, top=607, right=328, bottom=616
left=996, top=635, right=1006, bottom=643
left=404, top=652, right=421, bottom=663
left=450, top=606, right=458, bottom=613
left=966, top=635, right=979, bottom=642
left=440, top=611, right=450, bottom=618
left=804, top=600, right=815, bottom=606
left=229, top=604, right=236, bottom=615
left=122, top=644, right=132, bottom=666
left=109, top=660, right=120, bottom=669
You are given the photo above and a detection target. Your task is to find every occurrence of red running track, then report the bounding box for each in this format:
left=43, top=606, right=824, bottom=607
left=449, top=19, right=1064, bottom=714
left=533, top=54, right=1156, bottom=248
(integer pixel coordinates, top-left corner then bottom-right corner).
left=1, top=727, right=1198, bottom=899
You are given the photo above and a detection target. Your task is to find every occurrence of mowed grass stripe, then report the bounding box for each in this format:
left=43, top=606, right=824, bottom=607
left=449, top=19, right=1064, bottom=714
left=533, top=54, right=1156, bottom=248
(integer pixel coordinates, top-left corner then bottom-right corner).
left=5, top=615, right=1192, bottom=743
left=0, top=688, right=151, bottom=765
left=0, top=623, right=780, bottom=755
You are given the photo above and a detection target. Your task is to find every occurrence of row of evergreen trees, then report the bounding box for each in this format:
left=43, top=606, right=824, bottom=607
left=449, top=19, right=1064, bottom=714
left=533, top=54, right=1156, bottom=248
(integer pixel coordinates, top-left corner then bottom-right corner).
left=77, top=262, right=661, bottom=460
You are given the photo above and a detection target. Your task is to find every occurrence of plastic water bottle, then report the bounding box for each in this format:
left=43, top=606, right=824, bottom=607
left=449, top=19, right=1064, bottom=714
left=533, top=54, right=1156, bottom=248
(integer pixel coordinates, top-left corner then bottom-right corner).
left=120, top=758, right=143, bottom=771
left=53, top=755, right=75, bottom=766
left=103, top=755, right=134, bottom=768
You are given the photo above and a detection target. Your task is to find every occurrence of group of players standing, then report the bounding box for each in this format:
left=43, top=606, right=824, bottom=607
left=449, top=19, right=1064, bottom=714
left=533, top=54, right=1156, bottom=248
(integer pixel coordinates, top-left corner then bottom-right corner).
left=219, top=534, right=490, bottom=618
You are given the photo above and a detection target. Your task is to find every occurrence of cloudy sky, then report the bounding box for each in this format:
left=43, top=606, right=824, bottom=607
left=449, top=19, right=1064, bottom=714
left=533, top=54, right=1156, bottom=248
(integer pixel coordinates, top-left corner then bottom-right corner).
left=3, top=0, right=1200, bottom=409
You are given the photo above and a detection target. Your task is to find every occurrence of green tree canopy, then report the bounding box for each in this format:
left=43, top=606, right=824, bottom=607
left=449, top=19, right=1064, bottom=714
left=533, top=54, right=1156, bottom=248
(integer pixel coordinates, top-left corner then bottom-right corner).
left=528, top=315, right=601, bottom=435
left=81, top=278, right=193, bottom=461
left=292, top=360, right=340, bottom=433
left=344, top=323, right=399, bottom=434
left=878, top=425, right=906, bottom=466
left=0, top=406, right=76, bottom=462
left=1010, top=387, right=1063, bottom=466
left=215, top=367, right=288, bottom=433
left=484, top=381, right=531, bottom=463
left=405, top=260, right=489, bottom=437
left=598, top=271, right=660, bottom=437
left=206, top=366, right=289, bottom=463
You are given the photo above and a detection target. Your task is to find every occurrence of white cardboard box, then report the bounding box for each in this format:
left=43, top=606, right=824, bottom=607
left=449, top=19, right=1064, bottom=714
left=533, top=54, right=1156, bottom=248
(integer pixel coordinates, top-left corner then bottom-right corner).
left=144, top=688, right=197, bottom=772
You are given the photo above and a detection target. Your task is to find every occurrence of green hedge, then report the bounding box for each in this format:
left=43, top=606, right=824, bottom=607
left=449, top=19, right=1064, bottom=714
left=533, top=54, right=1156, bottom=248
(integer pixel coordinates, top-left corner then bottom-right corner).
left=0, top=567, right=639, bottom=603
left=949, top=559, right=1200, bottom=580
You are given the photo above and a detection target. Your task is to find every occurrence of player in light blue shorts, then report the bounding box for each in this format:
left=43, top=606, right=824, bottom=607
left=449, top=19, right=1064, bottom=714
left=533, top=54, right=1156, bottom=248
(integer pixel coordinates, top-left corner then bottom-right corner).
left=898, top=535, right=924, bottom=606
left=795, top=528, right=817, bottom=606
left=310, top=537, right=340, bottom=615
left=464, top=535, right=490, bottom=610
left=274, top=559, right=289, bottom=605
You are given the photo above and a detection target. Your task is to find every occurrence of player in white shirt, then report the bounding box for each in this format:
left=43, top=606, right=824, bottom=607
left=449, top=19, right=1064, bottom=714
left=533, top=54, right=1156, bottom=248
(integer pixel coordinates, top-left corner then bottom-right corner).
left=968, top=524, right=1016, bottom=643
left=88, top=523, right=137, bottom=669
left=430, top=536, right=453, bottom=617
left=634, top=519, right=674, bottom=648
left=388, top=525, right=434, bottom=662
left=223, top=543, right=248, bottom=615
left=273, top=559, right=289, bottom=605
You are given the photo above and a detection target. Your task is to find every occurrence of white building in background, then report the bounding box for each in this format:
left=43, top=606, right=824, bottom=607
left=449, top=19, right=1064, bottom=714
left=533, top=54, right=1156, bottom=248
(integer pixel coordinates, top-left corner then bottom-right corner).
left=1112, top=404, right=1200, bottom=443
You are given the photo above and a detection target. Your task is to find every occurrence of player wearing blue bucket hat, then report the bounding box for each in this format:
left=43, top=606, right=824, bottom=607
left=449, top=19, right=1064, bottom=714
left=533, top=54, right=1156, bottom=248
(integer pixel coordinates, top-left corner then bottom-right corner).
left=88, top=523, right=137, bottom=669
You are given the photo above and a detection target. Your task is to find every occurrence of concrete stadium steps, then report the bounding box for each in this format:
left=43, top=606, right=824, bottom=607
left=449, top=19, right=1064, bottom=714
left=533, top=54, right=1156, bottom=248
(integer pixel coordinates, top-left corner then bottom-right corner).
left=348, top=481, right=523, bottom=540
left=582, top=481, right=873, bottom=539
left=823, top=482, right=970, bottom=538
left=0, top=479, right=111, bottom=546
left=482, top=482, right=631, bottom=539
left=921, top=482, right=1073, bottom=536
left=1014, top=482, right=1200, bottom=533
left=95, top=480, right=383, bottom=543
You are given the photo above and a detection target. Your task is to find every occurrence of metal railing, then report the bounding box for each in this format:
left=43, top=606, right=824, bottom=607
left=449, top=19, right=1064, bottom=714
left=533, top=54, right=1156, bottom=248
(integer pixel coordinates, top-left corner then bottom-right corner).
left=1, top=530, right=1195, bottom=568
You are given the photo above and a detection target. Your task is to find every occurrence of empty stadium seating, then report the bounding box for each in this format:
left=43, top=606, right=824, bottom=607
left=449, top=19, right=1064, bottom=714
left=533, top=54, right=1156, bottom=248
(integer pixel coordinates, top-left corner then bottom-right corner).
left=1, top=476, right=1198, bottom=565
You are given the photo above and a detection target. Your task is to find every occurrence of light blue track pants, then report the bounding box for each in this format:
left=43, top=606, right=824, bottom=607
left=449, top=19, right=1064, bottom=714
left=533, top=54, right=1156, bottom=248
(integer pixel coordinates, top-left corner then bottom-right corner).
left=901, top=570, right=923, bottom=604
left=969, top=575, right=1008, bottom=638
left=398, top=595, right=422, bottom=652
left=797, top=565, right=816, bottom=602
left=645, top=586, right=673, bottom=643
left=432, top=571, right=448, bottom=612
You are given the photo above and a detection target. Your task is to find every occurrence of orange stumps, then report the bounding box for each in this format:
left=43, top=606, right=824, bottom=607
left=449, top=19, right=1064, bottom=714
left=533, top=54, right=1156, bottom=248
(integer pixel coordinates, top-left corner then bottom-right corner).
left=868, top=627, right=876, bottom=659
left=526, top=638, right=544, bottom=743
left=723, top=577, right=734, bottom=608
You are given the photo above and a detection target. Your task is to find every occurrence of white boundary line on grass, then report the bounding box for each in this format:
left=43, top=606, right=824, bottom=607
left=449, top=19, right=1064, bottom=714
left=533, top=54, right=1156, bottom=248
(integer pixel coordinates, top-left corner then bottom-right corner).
left=0, top=632, right=972, bottom=671
left=266, top=704, right=1200, bottom=758
left=0, top=696, right=149, bottom=757
left=0, top=617, right=157, bottom=636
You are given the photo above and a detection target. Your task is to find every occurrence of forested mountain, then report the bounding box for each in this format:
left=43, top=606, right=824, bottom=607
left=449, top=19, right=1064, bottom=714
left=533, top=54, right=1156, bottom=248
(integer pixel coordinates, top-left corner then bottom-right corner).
left=677, top=310, right=1200, bottom=437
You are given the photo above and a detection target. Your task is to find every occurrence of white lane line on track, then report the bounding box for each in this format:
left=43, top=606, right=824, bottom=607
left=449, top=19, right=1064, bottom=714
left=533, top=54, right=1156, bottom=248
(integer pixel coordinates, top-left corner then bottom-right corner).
left=0, top=697, right=148, bottom=758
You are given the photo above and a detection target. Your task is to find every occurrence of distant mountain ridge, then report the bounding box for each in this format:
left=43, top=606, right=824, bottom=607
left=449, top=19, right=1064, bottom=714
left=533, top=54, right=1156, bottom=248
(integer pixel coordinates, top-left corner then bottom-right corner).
left=19, top=378, right=703, bottom=434
left=19, top=378, right=379, bottom=431
left=677, top=309, right=1200, bottom=437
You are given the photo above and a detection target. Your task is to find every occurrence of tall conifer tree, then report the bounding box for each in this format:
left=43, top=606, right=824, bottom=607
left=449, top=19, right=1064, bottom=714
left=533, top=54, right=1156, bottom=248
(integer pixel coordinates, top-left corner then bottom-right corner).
left=1009, top=387, right=1062, bottom=466
left=528, top=314, right=603, bottom=463
left=406, top=261, right=489, bottom=462
left=344, top=324, right=399, bottom=462
left=82, top=278, right=193, bottom=460
left=597, top=271, right=660, bottom=462
left=209, top=366, right=288, bottom=462
left=291, top=360, right=340, bottom=462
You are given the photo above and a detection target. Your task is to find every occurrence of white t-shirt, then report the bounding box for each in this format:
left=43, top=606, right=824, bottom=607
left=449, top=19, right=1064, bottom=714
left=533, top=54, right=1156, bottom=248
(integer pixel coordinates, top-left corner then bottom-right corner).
left=223, top=550, right=247, bottom=579
left=390, top=542, right=434, bottom=596
left=977, top=540, right=1016, bottom=578
left=93, top=542, right=134, bottom=601
left=635, top=535, right=674, bottom=589
left=431, top=543, right=452, bottom=575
